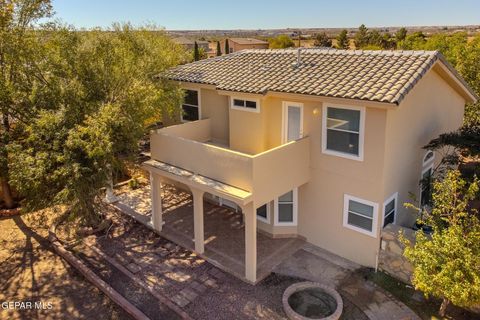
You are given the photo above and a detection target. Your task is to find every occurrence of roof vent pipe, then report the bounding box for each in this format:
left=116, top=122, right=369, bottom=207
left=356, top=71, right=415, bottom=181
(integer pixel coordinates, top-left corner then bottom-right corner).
left=297, top=48, right=301, bottom=65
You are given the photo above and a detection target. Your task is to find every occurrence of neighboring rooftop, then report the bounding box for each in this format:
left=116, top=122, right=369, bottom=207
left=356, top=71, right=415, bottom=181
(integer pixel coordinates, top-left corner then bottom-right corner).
left=229, top=38, right=268, bottom=45
left=164, top=48, right=477, bottom=105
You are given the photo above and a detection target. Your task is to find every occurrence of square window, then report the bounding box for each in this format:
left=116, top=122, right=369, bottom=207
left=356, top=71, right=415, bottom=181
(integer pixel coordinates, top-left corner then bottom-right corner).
left=343, top=195, right=378, bottom=237
left=322, top=105, right=364, bottom=160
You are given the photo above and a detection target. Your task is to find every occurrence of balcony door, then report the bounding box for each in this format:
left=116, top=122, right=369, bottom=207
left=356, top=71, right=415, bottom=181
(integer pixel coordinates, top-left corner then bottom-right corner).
left=282, top=102, right=303, bottom=143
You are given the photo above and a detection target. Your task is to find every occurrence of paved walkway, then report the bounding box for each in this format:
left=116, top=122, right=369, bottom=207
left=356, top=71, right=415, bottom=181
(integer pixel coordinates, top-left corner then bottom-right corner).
left=274, top=244, right=421, bottom=320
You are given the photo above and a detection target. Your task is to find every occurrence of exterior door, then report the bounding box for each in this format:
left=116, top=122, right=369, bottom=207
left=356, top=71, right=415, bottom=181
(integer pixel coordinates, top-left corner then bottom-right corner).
left=283, top=102, right=303, bottom=143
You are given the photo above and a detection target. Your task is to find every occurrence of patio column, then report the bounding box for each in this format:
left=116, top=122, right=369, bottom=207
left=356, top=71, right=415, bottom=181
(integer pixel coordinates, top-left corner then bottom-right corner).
left=243, top=202, right=257, bottom=283
left=191, top=188, right=205, bottom=254
left=150, top=172, right=163, bottom=232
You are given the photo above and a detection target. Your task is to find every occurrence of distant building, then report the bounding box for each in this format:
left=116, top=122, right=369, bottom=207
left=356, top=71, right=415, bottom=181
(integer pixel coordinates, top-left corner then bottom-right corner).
left=221, top=38, right=269, bottom=54
left=173, top=37, right=210, bottom=51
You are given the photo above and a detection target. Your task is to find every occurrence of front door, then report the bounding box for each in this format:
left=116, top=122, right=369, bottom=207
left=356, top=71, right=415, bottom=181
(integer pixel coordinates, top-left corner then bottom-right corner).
left=283, top=102, right=303, bottom=143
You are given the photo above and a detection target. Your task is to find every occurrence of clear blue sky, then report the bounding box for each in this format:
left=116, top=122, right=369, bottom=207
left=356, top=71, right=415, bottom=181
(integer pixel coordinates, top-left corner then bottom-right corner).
left=52, top=0, right=480, bottom=30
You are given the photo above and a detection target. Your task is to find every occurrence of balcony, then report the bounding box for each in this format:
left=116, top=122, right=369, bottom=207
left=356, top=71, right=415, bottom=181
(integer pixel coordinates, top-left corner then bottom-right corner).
left=148, top=119, right=310, bottom=206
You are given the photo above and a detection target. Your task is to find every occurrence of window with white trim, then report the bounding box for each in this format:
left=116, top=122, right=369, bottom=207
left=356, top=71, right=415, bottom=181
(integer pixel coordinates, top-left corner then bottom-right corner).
left=256, top=203, right=269, bottom=223
left=274, top=189, right=298, bottom=226
left=423, top=151, right=434, bottom=166
left=181, top=89, right=200, bottom=121
left=231, top=97, right=259, bottom=112
left=322, top=105, right=364, bottom=160
left=383, top=193, right=397, bottom=228
left=343, top=195, right=378, bottom=237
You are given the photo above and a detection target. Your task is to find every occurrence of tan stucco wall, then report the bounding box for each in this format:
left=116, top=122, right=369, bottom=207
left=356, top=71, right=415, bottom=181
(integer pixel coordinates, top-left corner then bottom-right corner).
left=381, top=69, right=465, bottom=227
left=168, top=68, right=467, bottom=268
left=200, top=88, right=229, bottom=144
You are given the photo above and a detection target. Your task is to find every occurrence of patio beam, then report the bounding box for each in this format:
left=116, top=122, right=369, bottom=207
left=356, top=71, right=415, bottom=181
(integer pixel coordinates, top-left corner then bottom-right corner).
left=243, top=202, right=257, bottom=283
left=150, top=173, right=163, bottom=232
left=191, top=188, right=205, bottom=254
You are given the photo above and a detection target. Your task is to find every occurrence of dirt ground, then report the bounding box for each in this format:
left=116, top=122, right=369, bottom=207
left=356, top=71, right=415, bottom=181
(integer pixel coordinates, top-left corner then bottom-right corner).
left=0, top=210, right=131, bottom=320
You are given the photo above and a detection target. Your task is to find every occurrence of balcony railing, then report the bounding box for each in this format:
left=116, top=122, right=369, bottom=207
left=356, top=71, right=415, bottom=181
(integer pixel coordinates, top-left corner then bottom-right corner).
left=150, top=119, right=310, bottom=205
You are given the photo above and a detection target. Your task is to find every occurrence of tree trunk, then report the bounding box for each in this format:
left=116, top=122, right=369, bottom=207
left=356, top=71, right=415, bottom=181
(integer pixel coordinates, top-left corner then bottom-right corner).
left=1, top=177, right=14, bottom=209
left=439, top=297, right=449, bottom=317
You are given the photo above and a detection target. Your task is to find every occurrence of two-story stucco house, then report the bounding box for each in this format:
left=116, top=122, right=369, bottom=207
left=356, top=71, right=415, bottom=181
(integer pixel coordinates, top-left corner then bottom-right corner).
left=143, top=48, right=477, bottom=283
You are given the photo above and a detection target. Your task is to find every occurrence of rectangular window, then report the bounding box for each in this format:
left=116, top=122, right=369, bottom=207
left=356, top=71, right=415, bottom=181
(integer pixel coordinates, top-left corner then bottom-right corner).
left=256, top=203, right=269, bottom=223
left=383, top=193, right=397, bottom=228
left=230, top=97, right=259, bottom=113
left=343, top=194, right=378, bottom=237
left=322, top=105, right=365, bottom=161
left=181, top=89, right=200, bottom=121
left=274, top=189, right=298, bottom=226
left=420, top=167, right=433, bottom=207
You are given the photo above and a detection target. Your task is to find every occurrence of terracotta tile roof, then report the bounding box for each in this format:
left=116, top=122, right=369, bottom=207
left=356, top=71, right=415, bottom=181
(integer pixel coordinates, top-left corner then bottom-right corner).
left=229, top=38, right=268, bottom=45
left=164, top=48, right=476, bottom=105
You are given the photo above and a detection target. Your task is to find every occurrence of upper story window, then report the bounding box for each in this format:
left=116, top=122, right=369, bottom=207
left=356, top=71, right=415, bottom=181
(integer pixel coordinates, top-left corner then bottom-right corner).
left=322, top=105, right=365, bottom=161
left=231, top=97, right=260, bottom=113
left=181, top=89, right=200, bottom=122
left=423, top=151, right=434, bottom=166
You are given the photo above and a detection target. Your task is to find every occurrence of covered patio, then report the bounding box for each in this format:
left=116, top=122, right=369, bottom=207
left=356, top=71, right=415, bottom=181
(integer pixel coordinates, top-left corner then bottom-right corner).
left=118, top=160, right=305, bottom=284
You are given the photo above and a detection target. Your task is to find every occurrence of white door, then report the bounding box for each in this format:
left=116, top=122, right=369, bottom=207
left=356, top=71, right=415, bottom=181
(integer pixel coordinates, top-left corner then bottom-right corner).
left=283, top=102, right=303, bottom=143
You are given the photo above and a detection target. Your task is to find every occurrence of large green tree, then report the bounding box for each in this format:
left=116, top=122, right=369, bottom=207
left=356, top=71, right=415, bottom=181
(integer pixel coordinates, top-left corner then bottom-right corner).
left=0, top=0, right=55, bottom=208
left=402, top=170, right=480, bottom=317
left=335, top=29, right=349, bottom=49
left=354, top=24, right=369, bottom=49
left=10, top=24, right=185, bottom=225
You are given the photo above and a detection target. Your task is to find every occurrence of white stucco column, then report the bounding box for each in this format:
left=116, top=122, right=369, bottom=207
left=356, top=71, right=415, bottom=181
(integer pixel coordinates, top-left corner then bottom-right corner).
left=191, top=188, right=205, bottom=254
left=150, top=172, right=163, bottom=232
left=243, top=202, right=257, bottom=283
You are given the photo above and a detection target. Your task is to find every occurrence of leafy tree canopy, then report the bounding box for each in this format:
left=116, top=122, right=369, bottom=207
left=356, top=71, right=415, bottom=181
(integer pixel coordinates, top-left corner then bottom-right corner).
left=401, top=170, right=480, bottom=316
left=268, top=35, right=294, bottom=49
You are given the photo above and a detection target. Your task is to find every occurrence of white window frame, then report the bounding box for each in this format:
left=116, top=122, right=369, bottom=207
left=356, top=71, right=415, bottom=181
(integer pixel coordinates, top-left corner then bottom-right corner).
left=422, top=150, right=435, bottom=166
left=181, top=88, right=201, bottom=122
left=382, top=192, right=398, bottom=228
left=321, top=104, right=365, bottom=161
left=343, top=194, right=378, bottom=237
left=230, top=96, right=260, bottom=113
left=274, top=188, right=298, bottom=226
left=281, top=101, right=304, bottom=143
left=256, top=202, right=270, bottom=223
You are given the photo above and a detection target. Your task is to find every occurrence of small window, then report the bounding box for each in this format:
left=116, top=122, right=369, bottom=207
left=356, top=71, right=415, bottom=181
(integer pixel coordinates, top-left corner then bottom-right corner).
left=256, top=203, right=269, bottom=223
left=322, top=105, right=364, bottom=161
left=383, top=193, right=397, bottom=228
left=420, top=166, right=433, bottom=207
left=181, top=89, right=200, bottom=121
left=274, top=189, right=298, bottom=226
left=230, top=97, right=259, bottom=113
left=423, top=151, right=434, bottom=166
left=343, top=195, right=378, bottom=237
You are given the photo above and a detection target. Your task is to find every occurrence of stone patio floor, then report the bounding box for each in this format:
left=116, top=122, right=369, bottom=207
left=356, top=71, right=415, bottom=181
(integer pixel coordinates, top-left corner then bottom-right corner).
left=109, top=182, right=420, bottom=320
left=115, top=183, right=305, bottom=283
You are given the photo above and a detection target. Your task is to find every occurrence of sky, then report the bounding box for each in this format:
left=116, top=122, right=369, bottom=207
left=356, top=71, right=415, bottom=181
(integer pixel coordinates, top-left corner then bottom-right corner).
left=51, top=0, right=480, bottom=30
